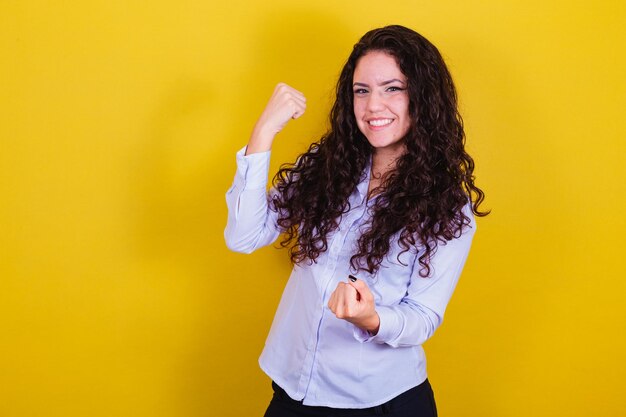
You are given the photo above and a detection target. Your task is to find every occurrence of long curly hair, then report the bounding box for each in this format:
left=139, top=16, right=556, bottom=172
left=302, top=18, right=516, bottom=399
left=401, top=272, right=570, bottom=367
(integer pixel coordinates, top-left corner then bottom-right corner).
left=271, top=25, right=488, bottom=277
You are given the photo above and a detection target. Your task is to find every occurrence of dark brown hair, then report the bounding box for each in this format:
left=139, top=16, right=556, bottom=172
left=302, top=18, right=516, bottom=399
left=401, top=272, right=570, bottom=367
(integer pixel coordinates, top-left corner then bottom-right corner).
left=271, top=25, right=488, bottom=276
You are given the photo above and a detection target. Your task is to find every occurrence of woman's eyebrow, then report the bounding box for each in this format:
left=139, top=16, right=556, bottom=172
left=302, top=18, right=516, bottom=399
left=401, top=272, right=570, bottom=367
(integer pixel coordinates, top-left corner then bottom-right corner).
left=352, top=79, right=406, bottom=87
left=379, top=78, right=405, bottom=86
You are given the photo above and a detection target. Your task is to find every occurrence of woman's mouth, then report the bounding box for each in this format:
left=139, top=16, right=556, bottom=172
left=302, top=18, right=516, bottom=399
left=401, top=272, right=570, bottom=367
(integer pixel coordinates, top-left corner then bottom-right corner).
left=368, top=118, right=394, bottom=129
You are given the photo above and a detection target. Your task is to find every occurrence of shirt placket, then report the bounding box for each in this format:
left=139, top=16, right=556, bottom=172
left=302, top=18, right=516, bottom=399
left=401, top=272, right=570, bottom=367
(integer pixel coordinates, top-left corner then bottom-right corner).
left=299, top=195, right=368, bottom=403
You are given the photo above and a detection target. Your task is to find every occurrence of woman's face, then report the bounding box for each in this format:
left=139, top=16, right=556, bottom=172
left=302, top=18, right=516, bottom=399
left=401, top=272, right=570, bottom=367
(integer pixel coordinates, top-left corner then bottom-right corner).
left=352, top=51, right=411, bottom=158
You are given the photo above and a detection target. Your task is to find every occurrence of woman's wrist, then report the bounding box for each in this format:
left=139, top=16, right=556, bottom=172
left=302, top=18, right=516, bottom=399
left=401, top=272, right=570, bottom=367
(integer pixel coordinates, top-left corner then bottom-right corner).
left=361, top=312, right=380, bottom=336
left=246, top=125, right=274, bottom=155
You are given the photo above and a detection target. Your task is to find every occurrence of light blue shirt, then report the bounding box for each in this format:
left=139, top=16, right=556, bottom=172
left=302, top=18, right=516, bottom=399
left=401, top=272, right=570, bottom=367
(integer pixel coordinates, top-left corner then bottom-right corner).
left=224, top=146, right=476, bottom=408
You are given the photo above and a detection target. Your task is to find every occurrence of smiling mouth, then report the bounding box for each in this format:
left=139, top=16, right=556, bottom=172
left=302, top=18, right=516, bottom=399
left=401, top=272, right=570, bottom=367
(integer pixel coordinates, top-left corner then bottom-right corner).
left=368, top=118, right=394, bottom=127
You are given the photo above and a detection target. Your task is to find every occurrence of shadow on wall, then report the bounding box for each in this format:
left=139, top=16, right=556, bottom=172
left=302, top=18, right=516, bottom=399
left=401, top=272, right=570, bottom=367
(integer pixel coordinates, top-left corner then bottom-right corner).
left=129, top=8, right=356, bottom=417
left=131, top=78, right=218, bottom=267
left=130, top=9, right=356, bottom=270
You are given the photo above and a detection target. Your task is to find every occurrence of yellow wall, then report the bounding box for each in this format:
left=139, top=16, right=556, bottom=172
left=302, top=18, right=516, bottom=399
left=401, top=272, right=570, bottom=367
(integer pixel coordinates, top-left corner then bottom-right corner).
left=1, top=1, right=624, bottom=416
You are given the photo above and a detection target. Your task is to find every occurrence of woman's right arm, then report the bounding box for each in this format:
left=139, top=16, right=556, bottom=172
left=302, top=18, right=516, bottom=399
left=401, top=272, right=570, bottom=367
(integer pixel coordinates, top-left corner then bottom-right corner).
left=224, top=83, right=306, bottom=253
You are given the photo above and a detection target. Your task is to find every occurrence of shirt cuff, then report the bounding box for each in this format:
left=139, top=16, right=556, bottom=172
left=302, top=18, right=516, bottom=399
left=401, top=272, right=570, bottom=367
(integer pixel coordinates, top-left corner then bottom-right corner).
left=235, top=145, right=271, bottom=189
left=352, top=306, right=399, bottom=344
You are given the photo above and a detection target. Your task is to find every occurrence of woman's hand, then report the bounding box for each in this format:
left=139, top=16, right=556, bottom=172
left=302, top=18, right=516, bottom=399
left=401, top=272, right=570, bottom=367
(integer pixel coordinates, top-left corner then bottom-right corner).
left=328, top=277, right=380, bottom=335
left=246, top=83, right=306, bottom=155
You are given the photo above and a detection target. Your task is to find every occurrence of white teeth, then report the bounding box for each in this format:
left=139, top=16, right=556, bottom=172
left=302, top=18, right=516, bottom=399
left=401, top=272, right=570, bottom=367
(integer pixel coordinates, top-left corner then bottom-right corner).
left=368, top=119, right=393, bottom=127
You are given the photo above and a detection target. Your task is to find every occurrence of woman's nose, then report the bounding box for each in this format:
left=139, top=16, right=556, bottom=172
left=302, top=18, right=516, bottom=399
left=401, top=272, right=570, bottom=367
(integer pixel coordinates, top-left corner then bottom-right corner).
left=366, top=92, right=385, bottom=112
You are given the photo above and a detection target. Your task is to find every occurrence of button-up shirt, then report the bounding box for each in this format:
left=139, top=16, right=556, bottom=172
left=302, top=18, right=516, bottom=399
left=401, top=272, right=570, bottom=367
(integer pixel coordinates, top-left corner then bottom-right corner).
left=224, top=146, right=476, bottom=408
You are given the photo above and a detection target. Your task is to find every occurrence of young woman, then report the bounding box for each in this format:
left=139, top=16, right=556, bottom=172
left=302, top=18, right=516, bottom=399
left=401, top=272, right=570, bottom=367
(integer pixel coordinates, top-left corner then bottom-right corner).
left=225, top=25, right=487, bottom=417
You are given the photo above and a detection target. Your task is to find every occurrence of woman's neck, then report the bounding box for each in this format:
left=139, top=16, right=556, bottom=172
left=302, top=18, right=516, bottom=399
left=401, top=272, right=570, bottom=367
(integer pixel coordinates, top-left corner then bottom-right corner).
left=368, top=145, right=405, bottom=197
left=371, top=145, right=404, bottom=178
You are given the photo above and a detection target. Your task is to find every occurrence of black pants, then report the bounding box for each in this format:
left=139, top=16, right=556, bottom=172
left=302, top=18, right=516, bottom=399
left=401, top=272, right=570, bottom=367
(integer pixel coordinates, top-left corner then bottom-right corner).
left=264, top=379, right=438, bottom=417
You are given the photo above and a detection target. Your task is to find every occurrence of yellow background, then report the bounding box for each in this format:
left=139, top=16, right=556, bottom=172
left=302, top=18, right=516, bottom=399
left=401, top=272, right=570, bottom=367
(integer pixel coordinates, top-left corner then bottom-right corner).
left=1, top=1, right=625, bottom=416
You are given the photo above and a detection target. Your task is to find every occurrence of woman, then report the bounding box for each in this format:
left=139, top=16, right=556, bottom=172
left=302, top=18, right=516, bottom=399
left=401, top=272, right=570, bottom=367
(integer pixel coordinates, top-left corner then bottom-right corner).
left=225, top=25, right=487, bottom=417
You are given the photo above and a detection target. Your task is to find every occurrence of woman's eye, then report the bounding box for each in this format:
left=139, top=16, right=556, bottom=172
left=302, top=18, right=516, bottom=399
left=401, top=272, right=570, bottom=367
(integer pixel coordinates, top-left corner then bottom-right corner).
left=387, top=86, right=405, bottom=92
left=353, top=89, right=368, bottom=95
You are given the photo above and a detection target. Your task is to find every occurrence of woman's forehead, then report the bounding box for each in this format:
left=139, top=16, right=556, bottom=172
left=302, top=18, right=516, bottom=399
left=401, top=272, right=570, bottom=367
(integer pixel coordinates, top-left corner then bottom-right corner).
left=353, top=51, right=406, bottom=82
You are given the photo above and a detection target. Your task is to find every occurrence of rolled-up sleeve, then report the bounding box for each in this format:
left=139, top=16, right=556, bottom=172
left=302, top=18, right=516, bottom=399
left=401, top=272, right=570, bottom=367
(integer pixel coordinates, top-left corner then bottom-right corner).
left=224, top=146, right=281, bottom=253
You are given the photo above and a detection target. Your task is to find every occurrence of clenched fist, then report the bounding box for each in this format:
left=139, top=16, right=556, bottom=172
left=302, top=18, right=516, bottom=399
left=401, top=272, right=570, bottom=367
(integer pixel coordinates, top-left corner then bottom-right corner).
left=328, top=276, right=380, bottom=335
left=246, top=83, right=307, bottom=155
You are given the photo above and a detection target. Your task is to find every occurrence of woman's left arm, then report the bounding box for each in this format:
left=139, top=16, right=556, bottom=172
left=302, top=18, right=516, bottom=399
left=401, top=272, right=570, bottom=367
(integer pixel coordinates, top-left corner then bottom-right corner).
left=329, top=205, right=477, bottom=348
